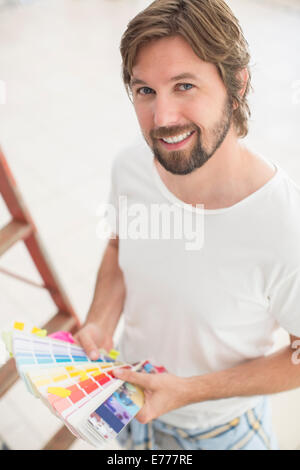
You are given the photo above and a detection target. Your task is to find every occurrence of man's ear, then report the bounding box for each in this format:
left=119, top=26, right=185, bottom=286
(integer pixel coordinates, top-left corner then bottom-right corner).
left=233, top=68, right=249, bottom=110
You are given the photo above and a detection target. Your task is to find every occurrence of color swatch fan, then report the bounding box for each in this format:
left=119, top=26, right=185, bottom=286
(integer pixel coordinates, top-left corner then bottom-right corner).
left=2, top=323, right=161, bottom=448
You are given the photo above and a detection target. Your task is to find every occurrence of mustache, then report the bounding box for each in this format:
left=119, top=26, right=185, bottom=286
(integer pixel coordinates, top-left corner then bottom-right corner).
left=150, top=124, right=200, bottom=140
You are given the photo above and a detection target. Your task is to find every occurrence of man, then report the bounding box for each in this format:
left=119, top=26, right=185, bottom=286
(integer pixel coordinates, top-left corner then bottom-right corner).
left=75, top=0, right=300, bottom=450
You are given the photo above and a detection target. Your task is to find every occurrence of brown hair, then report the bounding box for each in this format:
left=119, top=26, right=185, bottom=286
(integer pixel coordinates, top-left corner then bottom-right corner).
left=120, top=0, right=252, bottom=138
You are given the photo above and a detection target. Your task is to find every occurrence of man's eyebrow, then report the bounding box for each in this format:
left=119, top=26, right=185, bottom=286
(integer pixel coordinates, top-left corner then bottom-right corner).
left=130, top=73, right=199, bottom=88
left=170, top=73, right=199, bottom=82
left=130, top=78, right=148, bottom=87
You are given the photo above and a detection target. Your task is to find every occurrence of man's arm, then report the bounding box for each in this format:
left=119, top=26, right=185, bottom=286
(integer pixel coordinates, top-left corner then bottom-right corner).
left=113, top=335, right=300, bottom=424
left=186, top=336, right=300, bottom=403
left=74, top=235, right=126, bottom=359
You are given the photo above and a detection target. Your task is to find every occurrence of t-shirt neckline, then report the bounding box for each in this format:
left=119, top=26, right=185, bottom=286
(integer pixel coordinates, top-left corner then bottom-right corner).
left=152, top=156, right=282, bottom=215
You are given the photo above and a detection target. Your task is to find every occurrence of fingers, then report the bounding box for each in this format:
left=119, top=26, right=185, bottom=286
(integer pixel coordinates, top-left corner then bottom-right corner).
left=113, top=369, right=154, bottom=389
left=102, top=337, right=114, bottom=353
left=75, top=330, right=99, bottom=360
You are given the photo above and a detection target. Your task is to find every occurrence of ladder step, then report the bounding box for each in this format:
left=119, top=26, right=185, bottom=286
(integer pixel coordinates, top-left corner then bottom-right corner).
left=0, top=357, right=17, bottom=399
left=43, top=310, right=79, bottom=336
left=0, top=220, right=33, bottom=256
left=43, top=425, right=77, bottom=450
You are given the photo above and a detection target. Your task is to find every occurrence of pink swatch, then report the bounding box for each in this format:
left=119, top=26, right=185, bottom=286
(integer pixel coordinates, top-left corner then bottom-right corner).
left=48, top=331, right=75, bottom=344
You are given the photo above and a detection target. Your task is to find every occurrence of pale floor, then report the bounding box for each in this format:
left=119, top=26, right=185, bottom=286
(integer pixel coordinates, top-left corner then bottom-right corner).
left=0, top=0, right=299, bottom=450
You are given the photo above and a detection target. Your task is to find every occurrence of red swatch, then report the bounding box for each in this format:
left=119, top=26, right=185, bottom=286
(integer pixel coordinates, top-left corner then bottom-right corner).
left=67, top=385, right=85, bottom=403
left=79, top=379, right=98, bottom=394
left=93, top=373, right=111, bottom=386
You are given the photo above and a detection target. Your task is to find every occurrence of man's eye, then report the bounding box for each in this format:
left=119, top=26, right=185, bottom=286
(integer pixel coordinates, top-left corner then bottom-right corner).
left=137, top=87, right=154, bottom=95
left=178, top=83, right=194, bottom=91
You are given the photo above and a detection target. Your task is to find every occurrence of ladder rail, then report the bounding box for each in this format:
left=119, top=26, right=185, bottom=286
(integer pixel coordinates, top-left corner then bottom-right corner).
left=0, top=146, right=80, bottom=327
left=0, top=145, right=82, bottom=450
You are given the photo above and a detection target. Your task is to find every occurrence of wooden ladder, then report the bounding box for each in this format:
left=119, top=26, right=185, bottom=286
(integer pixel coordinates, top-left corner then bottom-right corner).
left=0, top=146, right=81, bottom=449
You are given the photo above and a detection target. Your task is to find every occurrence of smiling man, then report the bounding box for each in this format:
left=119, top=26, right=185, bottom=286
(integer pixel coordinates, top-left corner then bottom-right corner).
left=75, top=0, right=300, bottom=450
left=131, top=39, right=235, bottom=179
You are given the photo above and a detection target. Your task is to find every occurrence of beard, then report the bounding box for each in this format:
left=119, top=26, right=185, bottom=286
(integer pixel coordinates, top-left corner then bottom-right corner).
left=149, top=95, right=234, bottom=175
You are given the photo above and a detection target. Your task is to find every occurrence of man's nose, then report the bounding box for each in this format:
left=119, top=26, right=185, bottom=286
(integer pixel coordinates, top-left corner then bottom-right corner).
left=152, top=95, right=181, bottom=129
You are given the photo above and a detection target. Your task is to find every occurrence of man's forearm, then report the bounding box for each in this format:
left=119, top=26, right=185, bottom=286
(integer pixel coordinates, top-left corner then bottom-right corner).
left=85, top=237, right=126, bottom=335
left=185, top=344, right=300, bottom=405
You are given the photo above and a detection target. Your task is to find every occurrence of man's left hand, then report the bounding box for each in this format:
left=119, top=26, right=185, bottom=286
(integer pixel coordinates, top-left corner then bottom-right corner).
left=112, top=368, right=191, bottom=424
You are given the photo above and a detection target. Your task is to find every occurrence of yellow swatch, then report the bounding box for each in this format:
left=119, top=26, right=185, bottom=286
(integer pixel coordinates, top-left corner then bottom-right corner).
left=14, top=322, right=24, bottom=331
left=34, top=378, right=52, bottom=387
left=65, top=366, right=75, bottom=371
left=2, top=331, right=13, bottom=355
left=35, top=329, right=47, bottom=337
left=53, top=374, right=68, bottom=382
left=91, top=371, right=102, bottom=378
left=31, top=327, right=47, bottom=337
left=47, top=387, right=71, bottom=398
left=69, top=371, right=81, bottom=377
left=85, top=367, right=100, bottom=373
left=108, top=349, right=120, bottom=360
left=78, top=372, right=89, bottom=381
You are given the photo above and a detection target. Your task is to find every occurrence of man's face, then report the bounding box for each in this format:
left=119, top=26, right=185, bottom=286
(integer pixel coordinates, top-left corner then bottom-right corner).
left=130, top=35, right=234, bottom=175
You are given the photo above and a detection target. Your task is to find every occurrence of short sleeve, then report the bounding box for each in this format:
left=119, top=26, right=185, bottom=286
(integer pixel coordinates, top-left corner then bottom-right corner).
left=269, top=270, right=300, bottom=337
left=106, top=158, right=120, bottom=238
left=96, top=156, right=120, bottom=240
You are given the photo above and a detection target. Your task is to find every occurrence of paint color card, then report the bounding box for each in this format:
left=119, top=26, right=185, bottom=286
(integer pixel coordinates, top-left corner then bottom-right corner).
left=5, top=329, right=166, bottom=448
left=86, top=363, right=151, bottom=442
left=26, top=359, right=136, bottom=431
left=87, top=381, right=144, bottom=441
left=11, top=331, right=117, bottom=393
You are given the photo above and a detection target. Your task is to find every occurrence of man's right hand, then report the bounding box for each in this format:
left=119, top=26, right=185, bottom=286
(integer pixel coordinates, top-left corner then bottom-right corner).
left=73, top=322, right=114, bottom=360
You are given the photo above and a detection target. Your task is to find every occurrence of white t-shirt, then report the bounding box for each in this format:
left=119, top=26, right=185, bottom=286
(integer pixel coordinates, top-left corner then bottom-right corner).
left=106, top=140, right=300, bottom=430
